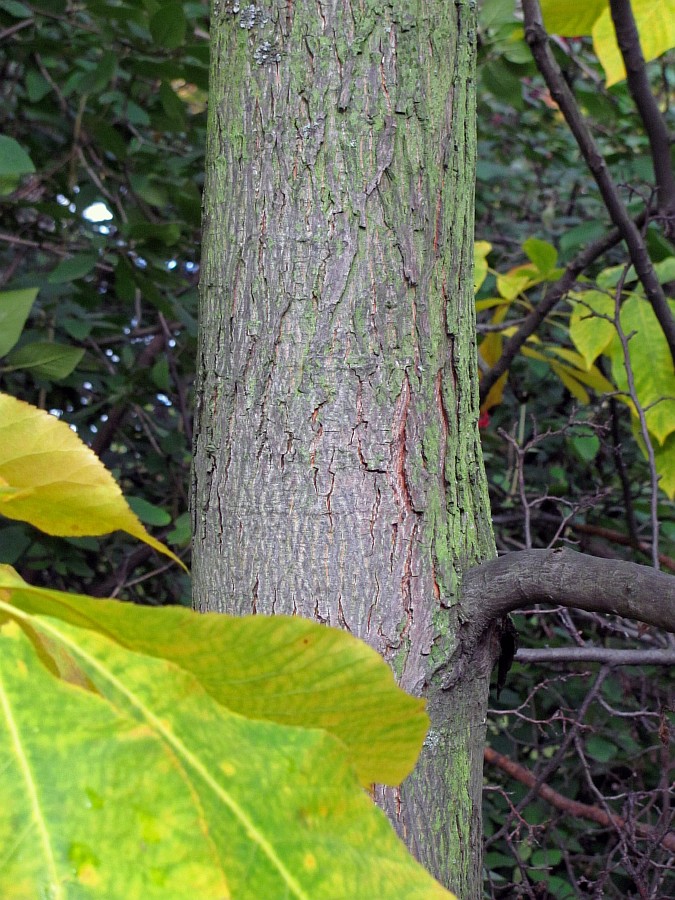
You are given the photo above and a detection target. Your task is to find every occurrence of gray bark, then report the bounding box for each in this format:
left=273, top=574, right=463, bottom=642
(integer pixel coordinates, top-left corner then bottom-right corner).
left=192, top=1, right=495, bottom=896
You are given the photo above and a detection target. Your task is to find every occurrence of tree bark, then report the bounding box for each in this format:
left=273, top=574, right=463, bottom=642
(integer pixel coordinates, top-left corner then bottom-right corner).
left=192, top=1, right=495, bottom=896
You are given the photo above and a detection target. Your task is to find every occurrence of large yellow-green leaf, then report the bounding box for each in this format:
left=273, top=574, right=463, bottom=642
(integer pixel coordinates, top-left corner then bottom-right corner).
left=569, top=290, right=616, bottom=369
left=0, top=565, right=428, bottom=787
left=610, top=297, right=675, bottom=444
left=541, top=0, right=675, bottom=86
left=0, top=611, right=452, bottom=899
left=0, top=394, right=185, bottom=569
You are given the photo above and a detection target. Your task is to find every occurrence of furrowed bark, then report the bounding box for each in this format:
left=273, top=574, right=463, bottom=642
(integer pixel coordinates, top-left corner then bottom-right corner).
left=192, top=2, right=495, bottom=896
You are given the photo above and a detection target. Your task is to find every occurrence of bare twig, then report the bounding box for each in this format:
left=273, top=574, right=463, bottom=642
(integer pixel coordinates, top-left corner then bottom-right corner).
left=484, top=745, right=675, bottom=852
left=485, top=667, right=610, bottom=847
left=0, top=17, right=33, bottom=41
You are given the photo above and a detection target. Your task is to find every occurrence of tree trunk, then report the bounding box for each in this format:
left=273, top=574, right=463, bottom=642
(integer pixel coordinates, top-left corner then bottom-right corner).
left=192, top=1, right=496, bottom=895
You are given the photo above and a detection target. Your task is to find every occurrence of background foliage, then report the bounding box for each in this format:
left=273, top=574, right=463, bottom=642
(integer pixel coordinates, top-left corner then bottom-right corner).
left=1, top=0, right=673, bottom=896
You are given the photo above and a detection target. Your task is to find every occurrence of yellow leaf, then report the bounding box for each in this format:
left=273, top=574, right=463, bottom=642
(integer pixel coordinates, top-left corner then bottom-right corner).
left=0, top=394, right=186, bottom=570
left=520, top=345, right=550, bottom=363
left=476, top=296, right=512, bottom=312
left=569, top=291, right=615, bottom=369
left=560, top=364, right=615, bottom=395
left=497, top=265, right=538, bottom=300
left=541, top=0, right=675, bottom=87
left=547, top=345, right=600, bottom=371
left=481, top=371, right=508, bottom=413
left=593, top=0, right=675, bottom=87
left=541, top=0, right=606, bottom=35
left=550, top=362, right=590, bottom=405
left=474, top=240, right=492, bottom=293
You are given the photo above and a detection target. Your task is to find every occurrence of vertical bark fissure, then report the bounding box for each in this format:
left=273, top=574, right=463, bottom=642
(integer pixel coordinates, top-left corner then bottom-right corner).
left=193, top=2, right=495, bottom=896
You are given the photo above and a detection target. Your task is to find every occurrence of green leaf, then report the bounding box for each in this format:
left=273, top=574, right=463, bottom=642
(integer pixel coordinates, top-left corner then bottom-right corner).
left=151, top=355, right=170, bottom=390
left=0, top=525, right=32, bottom=564
left=129, top=173, right=170, bottom=208
left=1, top=565, right=429, bottom=787
left=47, top=253, right=98, bottom=284
left=0, top=134, right=35, bottom=195
left=522, top=237, right=557, bottom=275
left=126, top=220, right=181, bottom=246
left=0, top=611, right=453, bottom=899
left=654, top=256, right=675, bottom=285
left=480, top=59, right=524, bottom=109
left=159, top=80, right=187, bottom=124
left=586, top=735, right=618, bottom=763
left=1, top=0, right=32, bottom=16
left=127, top=496, right=172, bottom=526
left=559, top=221, right=606, bottom=257
left=0, top=135, right=34, bottom=176
left=25, top=70, right=52, bottom=102
left=88, top=50, right=117, bottom=92
left=479, top=0, right=517, bottom=30
left=0, top=287, right=38, bottom=357
left=4, top=342, right=85, bottom=379
left=167, top=511, right=191, bottom=545
left=497, top=267, right=537, bottom=300
left=570, top=433, right=599, bottom=463
left=531, top=849, right=563, bottom=867
left=149, top=3, right=186, bottom=49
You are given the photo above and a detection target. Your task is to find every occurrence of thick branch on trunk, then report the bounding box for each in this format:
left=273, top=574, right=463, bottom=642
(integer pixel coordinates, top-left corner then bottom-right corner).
left=443, top=548, right=675, bottom=688
left=463, top=548, right=675, bottom=636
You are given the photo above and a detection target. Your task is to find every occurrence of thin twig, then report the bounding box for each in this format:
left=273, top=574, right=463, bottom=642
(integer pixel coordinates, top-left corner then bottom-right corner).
left=515, top=647, right=675, bottom=666
left=485, top=743, right=675, bottom=852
